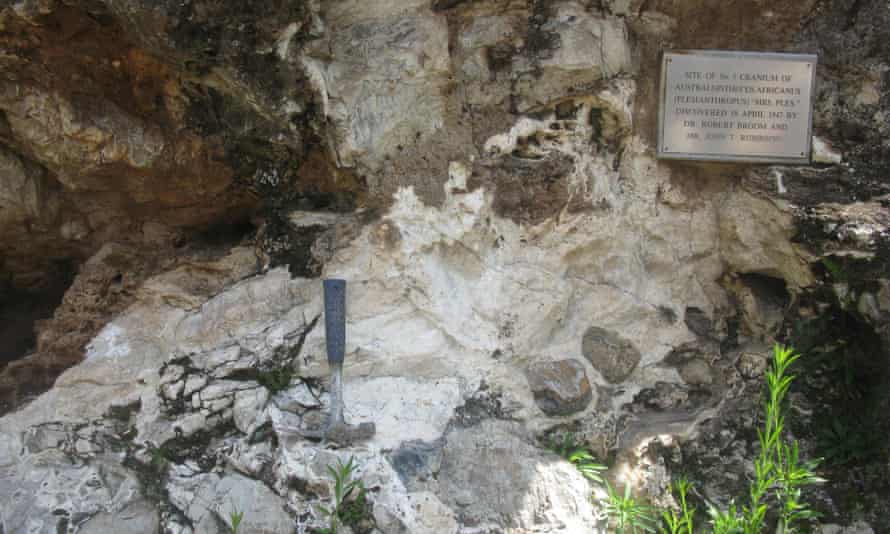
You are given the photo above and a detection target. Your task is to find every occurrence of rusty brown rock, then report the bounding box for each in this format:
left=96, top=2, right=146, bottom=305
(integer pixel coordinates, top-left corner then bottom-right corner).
left=581, top=326, right=641, bottom=384
left=525, top=359, right=593, bottom=416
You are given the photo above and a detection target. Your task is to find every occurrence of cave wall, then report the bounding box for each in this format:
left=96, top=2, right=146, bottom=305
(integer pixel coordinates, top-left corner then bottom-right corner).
left=0, top=0, right=888, bottom=532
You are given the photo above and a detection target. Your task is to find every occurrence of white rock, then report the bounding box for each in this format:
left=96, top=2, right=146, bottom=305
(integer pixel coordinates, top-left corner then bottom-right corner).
left=205, top=397, right=233, bottom=413
left=160, top=364, right=185, bottom=384
left=233, top=388, right=270, bottom=436
left=183, top=375, right=208, bottom=397
left=272, top=382, right=323, bottom=412
left=191, top=474, right=294, bottom=534
left=174, top=412, right=207, bottom=438
left=857, top=292, right=882, bottom=323
left=436, top=420, right=605, bottom=531
left=78, top=500, right=159, bottom=534
left=813, top=136, right=843, bottom=164
left=309, top=9, right=450, bottom=168
left=606, top=0, right=644, bottom=15
left=162, top=380, right=185, bottom=400
left=344, top=376, right=463, bottom=449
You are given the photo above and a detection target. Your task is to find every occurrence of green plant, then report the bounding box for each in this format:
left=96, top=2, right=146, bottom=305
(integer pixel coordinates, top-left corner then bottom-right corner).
left=549, top=434, right=608, bottom=484
left=820, top=257, right=849, bottom=283
left=256, top=365, right=296, bottom=393
left=228, top=502, right=245, bottom=534
left=816, top=418, right=873, bottom=465
left=318, top=456, right=369, bottom=534
left=568, top=448, right=608, bottom=485
left=660, top=476, right=695, bottom=534
left=708, top=502, right=745, bottom=534
left=605, top=482, right=657, bottom=534
left=146, top=442, right=172, bottom=473
left=774, top=440, right=824, bottom=532
left=706, top=345, right=824, bottom=534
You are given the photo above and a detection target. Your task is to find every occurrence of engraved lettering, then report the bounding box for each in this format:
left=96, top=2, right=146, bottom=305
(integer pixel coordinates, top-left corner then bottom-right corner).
left=659, top=51, right=816, bottom=161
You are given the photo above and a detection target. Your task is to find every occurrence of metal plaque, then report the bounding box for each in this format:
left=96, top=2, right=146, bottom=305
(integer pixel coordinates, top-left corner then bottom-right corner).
left=657, top=50, right=817, bottom=164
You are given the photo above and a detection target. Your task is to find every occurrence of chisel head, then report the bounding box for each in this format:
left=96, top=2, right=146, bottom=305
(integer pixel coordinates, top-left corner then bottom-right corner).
left=323, top=279, right=346, bottom=364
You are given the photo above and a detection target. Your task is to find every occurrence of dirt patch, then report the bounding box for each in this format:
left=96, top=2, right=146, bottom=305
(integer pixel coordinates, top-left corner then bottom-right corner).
left=468, top=153, right=575, bottom=226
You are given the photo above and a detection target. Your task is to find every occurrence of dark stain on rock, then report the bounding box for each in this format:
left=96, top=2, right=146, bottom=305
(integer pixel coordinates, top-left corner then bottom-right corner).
left=260, top=220, right=327, bottom=279
left=293, top=148, right=367, bottom=213
left=161, top=0, right=313, bottom=87
left=468, top=153, right=575, bottom=225
left=684, top=307, right=714, bottom=339
left=432, top=0, right=476, bottom=12
left=795, top=220, right=890, bottom=285
left=387, top=439, right=444, bottom=490
left=486, top=42, right=518, bottom=74
left=525, top=0, right=561, bottom=64
left=1, top=5, right=172, bottom=124
left=743, top=166, right=890, bottom=207
left=370, top=221, right=402, bottom=251
left=451, top=381, right=514, bottom=428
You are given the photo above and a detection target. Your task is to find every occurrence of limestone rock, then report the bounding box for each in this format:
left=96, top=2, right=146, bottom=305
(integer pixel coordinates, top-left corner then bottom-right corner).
left=737, top=350, right=770, bottom=379
left=307, top=4, right=450, bottom=170
left=78, top=500, right=160, bottom=534
left=387, top=439, right=444, bottom=491
left=718, top=190, right=816, bottom=290
left=525, top=359, right=593, bottom=416
left=724, top=274, right=789, bottom=341
left=631, top=382, right=691, bottom=412
left=684, top=307, right=715, bottom=339
left=605, top=0, right=646, bottom=16
left=233, top=387, right=270, bottom=436
left=168, top=471, right=294, bottom=534
left=272, top=381, right=323, bottom=413
left=437, top=420, right=601, bottom=531
left=514, top=4, right=633, bottom=111
left=581, top=326, right=642, bottom=384
left=813, top=136, right=843, bottom=164
left=679, top=359, right=714, bottom=386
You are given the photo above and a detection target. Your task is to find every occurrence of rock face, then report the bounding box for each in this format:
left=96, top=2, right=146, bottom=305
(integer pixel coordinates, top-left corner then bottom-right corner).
left=0, top=0, right=889, bottom=533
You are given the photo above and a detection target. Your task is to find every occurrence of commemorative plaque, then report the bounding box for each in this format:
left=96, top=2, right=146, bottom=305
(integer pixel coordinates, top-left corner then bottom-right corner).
left=658, top=50, right=817, bottom=164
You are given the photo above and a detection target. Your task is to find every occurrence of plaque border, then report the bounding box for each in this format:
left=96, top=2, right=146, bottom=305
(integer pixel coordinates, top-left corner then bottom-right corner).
left=657, top=50, right=818, bottom=164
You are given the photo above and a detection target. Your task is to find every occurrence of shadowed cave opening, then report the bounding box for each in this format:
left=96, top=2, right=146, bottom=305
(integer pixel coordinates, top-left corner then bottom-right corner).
left=0, top=261, right=76, bottom=371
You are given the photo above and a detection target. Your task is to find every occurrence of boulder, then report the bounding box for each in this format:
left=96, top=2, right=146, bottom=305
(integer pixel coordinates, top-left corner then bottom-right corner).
left=526, top=359, right=594, bottom=416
